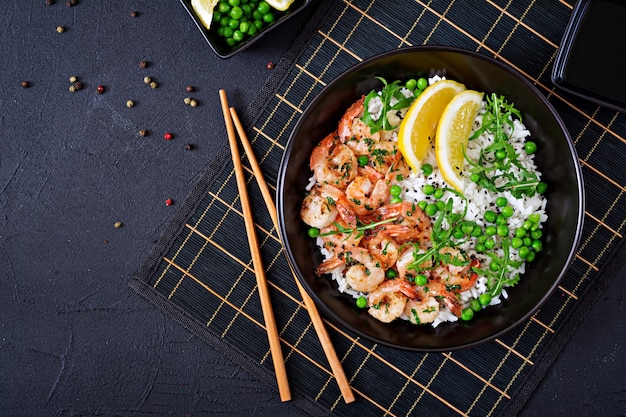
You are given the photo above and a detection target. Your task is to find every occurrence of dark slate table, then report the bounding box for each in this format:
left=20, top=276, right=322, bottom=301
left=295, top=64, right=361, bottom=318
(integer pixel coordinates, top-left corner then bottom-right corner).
left=1, top=1, right=624, bottom=416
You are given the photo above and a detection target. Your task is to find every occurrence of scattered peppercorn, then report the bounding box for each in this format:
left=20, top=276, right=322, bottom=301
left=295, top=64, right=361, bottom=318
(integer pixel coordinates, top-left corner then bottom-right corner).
left=66, top=0, right=76, bottom=7
left=56, top=26, right=65, bottom=33
left=68, top=85, right=76, bottom=92
left=139, top=60, right=148, bottom=68
left=163, top=132, right=173, bottom=140
left=267, top=61, right=275, bottom=70
left=165, top=199, right=173, bottom=206
left=149, top=81, right=157, bottom=89
left=114, top=221, right=123, bottom=228
left=139, top=129, right=148, bottom=137
left=20, top=81, right=30, bottom=88
left=185, top=144, right=194, bottom=151
left=74, top=81, right=83, bottom=91
left=130, top=10, right=139, bottom=17
left=46, top=0, right=54, bottom=5
left=69, top=75, right=77, bottom=83
left=96, top=85, right=105, bottom=94
left=143, top=76, right=151, bottom=84
left=126, top=100, right=134, bottom=107
left=189, top=99, right=198, bottom=107
left=183, top=97, right=191, bottom=105
left=186, top=85, right=195, bottom=93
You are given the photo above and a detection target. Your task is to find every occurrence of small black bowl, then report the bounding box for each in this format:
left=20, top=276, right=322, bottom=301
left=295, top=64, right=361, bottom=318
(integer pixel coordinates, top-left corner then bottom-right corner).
left=179, top=0, right=312, bottom=59
left=277, top=46, right=585, bottom=351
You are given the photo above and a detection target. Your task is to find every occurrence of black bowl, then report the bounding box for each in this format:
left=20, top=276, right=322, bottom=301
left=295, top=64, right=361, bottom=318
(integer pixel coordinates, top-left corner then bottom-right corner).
left=277, top=46, right=585, bottom=351
left=179, top=0, right=312, bottom=58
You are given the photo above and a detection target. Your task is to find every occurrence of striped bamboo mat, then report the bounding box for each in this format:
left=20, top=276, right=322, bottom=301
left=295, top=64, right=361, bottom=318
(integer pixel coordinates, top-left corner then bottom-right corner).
left=131, top=1, right=626, bottom=415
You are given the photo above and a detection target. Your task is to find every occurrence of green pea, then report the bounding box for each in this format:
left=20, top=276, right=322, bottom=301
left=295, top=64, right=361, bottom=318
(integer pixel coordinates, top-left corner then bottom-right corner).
left=417, top=77, right=428, bottom=89
left=461, top=222, right=475, bottom=235
left=497, top=224, right=509, bottom=237
left=415, top=274, right=428, bottom=286
left=470, top=298, right=482, bottom=312
left=461, top=308, right=474, bottom=321
left=501, top=205, right=514, bottom=218
left=417, top=200, right=427, bottom=210
left=219, top=16, right=230, bottom=26
left=219, top=2, right=231, bottom=13
left=425, top=203, right=438, bottom=216
left=496, top=215, right=508, bottom=226
left=477, top=235, right=487, bottom=244
left=253, top=19, right=263, bottom=29
left=529, top=213, right=541, bottom=223
left=386, top=269, right=398, bottom=278
left=470, top=173, right=480, bottom=183
left=485, top=225, right=497, bottom=236
left=239, top=21, right=251, bottom=33
left=531, top=239, right=543, bottom=251
left=421, top=163, right=433, bottom=176
left=390, top=196, right=402, bottom=204
left=484, top=238, right=495, bottom=249
left=252, top=10, right=262, bottom=20
left=484, top=210, right=497, bottom=223
left=531, top=229, right=542, bottom=239
left=479, top=293, right=492, bottom=306
left=522, top=220, right=533, bottom=230
left=241, top=4, right=252, bottom=16
left=232, top=29, right=244, bottom=42
left=489, top=261, right=500, bottom=272
left=356, top=296, right=368, bottom=309
left=405, top=78, right=417, bottom=91
left=436, top=200, right=445, bottom=211
left=225, top=37, right=236, bottom=46
left=213, top=11, right=222, bottom=21
left=523, top=237, right=532, bottom=246
left=518, top=246, right=531, bottom=258
left=433, top=187, right=445, bottom=199
left=515, top=227, right=526, bottom=238
left=536, top=182, right=547, bottom=194
left=229, top=6, right=243, bottom=19
left=524, top=141, right=537, bottom=154
left=228, top=18, right=239, bottom=29
left=228, top=0, right=240, bottom=5
left=453, top=228, right=464, bottom=240
left=307, top=227, right=320, bottom=238
left=496, top=197, right=507, bottom=207
left=475, top=243, right=486, bottom=253
left=223, top=27, right=234, bottom=37
left=257, top=1, right=270, bottom=14
left=495, top=149, right=507, bottom=160
left=246, top=24, right=258, bottom=35
left=423, top=184, right=435, bottom=195
left=390, top=184, right=402, bottom=197
left=471, top=226, right=482, bottom=237
left=263, top=12, right=275, bottom=23
left=526, top=251, right=536, bottom=262
left=357, top=155, right=369, bottom=167
left=511, top=237, right=523, bottom=249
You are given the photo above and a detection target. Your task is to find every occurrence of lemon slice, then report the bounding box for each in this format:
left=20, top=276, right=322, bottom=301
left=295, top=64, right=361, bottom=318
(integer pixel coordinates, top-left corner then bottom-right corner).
left=191, top=0, right=219, bottom=29
left=398, top=80, right=467, bottom=171
left=266, top=0, right=295, bottom=11
left=435, top=89, right=484, bottom=192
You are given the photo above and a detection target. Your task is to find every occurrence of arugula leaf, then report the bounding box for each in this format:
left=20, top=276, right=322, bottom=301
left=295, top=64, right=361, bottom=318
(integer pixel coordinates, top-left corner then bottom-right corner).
left=361, top=77, right=414, bottom=133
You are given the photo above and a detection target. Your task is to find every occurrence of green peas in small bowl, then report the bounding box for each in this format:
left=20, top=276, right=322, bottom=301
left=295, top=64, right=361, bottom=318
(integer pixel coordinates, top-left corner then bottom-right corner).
left=180, top=0, right=312, bottom=58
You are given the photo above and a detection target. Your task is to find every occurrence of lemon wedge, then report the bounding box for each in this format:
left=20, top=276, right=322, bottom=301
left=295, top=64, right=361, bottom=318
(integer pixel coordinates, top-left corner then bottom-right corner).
left=266, top=0, right=295, bottom=11
left=435, top=89, right=484, bottom=192
left=191, top=0, right=219, bottom=29
left=397, top=80, right=466, bottom=171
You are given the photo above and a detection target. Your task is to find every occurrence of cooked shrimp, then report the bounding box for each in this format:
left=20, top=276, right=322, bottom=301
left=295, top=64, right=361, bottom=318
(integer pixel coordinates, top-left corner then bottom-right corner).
left=318, top=220, right=364, bottom=257
left=310, top=132, right=358, bottom=189
left=345, top=175, right=389, bottom=216
left=365, top=232, right=400, bottom=270
left=368, top=140, right=399, bottom=175
left=432, top=248, right=480, bottom=293
left=424, top=278, right=464, bottom=317
left=404, top=292, right=440, bottom=325
left=367, top=278, right=419, bottom=323
left=337, top=97, right=381, bottom=155
left=395, top=245, right=433, bottom=281
left=370, top=202, right=432, bottom=245
left=343, top=248, right=385, bottom=293
left=301, top=184, right=356, bottom=228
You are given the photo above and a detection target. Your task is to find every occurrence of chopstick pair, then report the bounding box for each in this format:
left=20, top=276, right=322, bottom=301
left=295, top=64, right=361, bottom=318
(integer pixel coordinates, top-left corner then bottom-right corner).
left=219, top=89, right=355, bottom=404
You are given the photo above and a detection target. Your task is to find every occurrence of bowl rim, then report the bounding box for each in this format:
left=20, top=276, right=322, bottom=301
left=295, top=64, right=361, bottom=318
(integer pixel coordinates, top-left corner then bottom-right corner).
left=277, top=45, right=585, bottom=351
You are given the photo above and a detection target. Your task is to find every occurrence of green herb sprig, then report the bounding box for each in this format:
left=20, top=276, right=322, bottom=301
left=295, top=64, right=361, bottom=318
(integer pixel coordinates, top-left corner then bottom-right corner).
left=361, top=77, right=414, bottom=133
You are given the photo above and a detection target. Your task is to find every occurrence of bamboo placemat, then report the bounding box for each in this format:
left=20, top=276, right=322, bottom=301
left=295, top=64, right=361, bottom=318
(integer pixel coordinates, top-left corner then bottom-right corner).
left=131, top=0, right=626, bottom=415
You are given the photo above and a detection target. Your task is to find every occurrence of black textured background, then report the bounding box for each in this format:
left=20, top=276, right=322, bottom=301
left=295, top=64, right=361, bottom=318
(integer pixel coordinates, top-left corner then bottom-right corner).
left=1, top=1, right=625, bottom=416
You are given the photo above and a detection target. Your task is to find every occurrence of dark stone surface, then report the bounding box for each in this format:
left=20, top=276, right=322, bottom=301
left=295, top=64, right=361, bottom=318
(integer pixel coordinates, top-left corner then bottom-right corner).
left=0, top=1, right=624, bottom=416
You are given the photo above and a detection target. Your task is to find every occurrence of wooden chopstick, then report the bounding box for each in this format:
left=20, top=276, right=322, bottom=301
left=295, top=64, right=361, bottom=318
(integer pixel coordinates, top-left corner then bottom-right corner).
left=228, top=105, right=355, bottom=404
left=219, top=90, right=291, bottom=402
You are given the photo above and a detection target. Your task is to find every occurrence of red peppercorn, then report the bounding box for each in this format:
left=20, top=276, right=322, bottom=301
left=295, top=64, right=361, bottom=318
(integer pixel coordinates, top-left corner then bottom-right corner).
left=96, top=85, right=105, bottom=94
left=165, top=198, right=173, bottom=206
left=266, top=62, right=275, bottom=70
left=164, top=132, right=173, bottom=140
